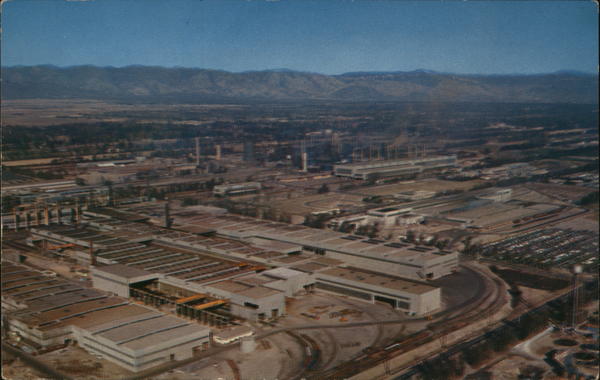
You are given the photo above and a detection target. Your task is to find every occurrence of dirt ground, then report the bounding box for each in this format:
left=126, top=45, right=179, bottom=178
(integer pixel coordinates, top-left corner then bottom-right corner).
left=354, top=179, right=484, bottom=197
left=1, top=351, right=47, bottom=380
left=164, top=292, right=412, bottom=380
left=156, top=335, right=295, bottom=380
left=38, top=345, right=133, bottom=379
left=283, top=292, right=409, bottom=368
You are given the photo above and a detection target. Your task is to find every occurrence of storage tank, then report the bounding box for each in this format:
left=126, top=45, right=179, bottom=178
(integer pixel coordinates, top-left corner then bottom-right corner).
left=240, top=336, right=256, bottom=353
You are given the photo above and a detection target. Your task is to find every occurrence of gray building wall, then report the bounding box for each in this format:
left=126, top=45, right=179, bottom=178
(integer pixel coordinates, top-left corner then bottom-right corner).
left=90, top=267, right=159, bottom=298
left=314, top=273, right=441, bottom=316
left=72, top=326, right=210, bottom=373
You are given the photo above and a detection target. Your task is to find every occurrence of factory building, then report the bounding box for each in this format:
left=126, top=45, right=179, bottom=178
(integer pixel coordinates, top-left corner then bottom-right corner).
left=28, top=224, right=289, bottom=322
left=1, top=262, right=211, bottom=373
left=329, top=206, right=425, bottom=229
left=478, top=188, right=512, bottom=203
left=213, top=182, right=261, bottom=197
left=394, top=190, right=436, bottom=201
left=314, top=267, right=440, bottom=315
left=240, top=267, right=312, bottom=297
left=334, top=155, right=457, bottom=180
left=367, top=206, right=415, bottom=226
left=25, top=217, right=448, bottom=320
left=91, top=264, right=159, bottom=298
left=190, top=215, right=459, bottom=281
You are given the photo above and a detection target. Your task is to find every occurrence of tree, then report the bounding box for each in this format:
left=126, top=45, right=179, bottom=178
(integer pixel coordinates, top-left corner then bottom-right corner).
left=338, top=221, right=354, bottom=233
left=355, top=225, right=369, bottom=236
left=492, top=328, right=517, bottom=352
left=435, top=239, right=449, bottom=250
left=366, top=173, right=381, bottom=185
left=317, top=184, right=330, bottom=194
left=303, top=214, right=331, bottom=229
left=181, top=198, right=198, bottom=206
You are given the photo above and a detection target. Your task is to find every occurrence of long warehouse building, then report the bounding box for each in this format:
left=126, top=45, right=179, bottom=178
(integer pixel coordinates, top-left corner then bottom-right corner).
left=26, top=214, right=446, bottom=318
left=334, top=155, right=457, bottom=180
left=179, top=214, right=459, bottom=281
left=1, top=262, right=211, bottom=373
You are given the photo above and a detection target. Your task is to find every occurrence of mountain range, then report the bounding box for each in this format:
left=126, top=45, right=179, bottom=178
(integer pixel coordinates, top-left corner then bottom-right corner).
left=2, top=65, right=597, bottom=103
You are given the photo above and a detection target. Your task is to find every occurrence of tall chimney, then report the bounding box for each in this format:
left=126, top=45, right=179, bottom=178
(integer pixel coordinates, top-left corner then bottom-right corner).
left=215, top=144, right=221, bottom=161
left=301, top=152, right=308, bottom=173
left=13, top=208, right=19, bottom=231
left=75, top=199, right=80, bottom=225
left=164, top=201, right=172, bottom=229
left=55, top=203, right=61, bottom=224
left=89, top=241, right=96, bottom=266
left=195, top=137, right=201, bottom=166
left=44, top=206, right=50, bottom=225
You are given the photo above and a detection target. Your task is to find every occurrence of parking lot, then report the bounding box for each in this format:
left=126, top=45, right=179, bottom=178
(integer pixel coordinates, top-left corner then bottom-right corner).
left=481, top=228, right=598, bottom=272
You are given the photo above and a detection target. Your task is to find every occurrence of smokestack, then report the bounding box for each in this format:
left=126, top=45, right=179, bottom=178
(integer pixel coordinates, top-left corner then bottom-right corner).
left=215, top=144, right=221, bottom=160
left=44, top=206, right=50, bottom=225
left=13, top=208, right=19, bottom=231
left=195, top=137, right=201, bottom=166
left=34, top=205, right=39, bottom=226
left=302, top=152, right=308, bottom=173
left=55, top=203, right=61, bottom=224
left=75, top=200, right=81, bottom=225
left=572, top=265, right=583, bottom=327
left=89, top=241, right=96, bottom=266
left=164, top=201, right=172, bottom=229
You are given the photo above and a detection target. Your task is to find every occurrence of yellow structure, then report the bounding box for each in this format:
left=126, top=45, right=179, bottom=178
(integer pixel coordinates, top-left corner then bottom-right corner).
left=193, top=299, right=227, bottom=310
left=175, top=293, right=207, bottom=304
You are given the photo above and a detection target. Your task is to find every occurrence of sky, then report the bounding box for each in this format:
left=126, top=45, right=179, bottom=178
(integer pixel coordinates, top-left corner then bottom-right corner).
left=1, top=0, right=598, bottom=75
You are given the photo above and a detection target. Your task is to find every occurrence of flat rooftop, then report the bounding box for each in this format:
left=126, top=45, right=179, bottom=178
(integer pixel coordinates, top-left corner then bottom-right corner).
left=318, top=266, right=438, bottom=295
left=291, top=262, right=330, bottom=273
left=3, top=262, right=211, bottom=350
left=176, top=214, right=453, bottom=265
left=261, top=267, right=305, bottom=280
left=208, top=280, right=280, bottom=299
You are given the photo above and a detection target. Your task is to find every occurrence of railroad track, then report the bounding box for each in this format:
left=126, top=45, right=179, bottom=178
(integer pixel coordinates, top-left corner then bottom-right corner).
left=307, top=264, right=507, bottom=380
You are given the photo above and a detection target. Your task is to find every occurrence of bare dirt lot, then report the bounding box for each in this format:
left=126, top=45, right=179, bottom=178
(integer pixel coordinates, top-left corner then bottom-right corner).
left=37, top=345, right=133, bottom=379
left=1, top=99, right=249, bottom=126
left=354, top=179, right=484, bottom=197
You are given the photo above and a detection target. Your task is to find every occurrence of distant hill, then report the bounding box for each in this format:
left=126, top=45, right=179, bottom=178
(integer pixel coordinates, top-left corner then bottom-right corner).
left=1, top=65, right=597, bottom=103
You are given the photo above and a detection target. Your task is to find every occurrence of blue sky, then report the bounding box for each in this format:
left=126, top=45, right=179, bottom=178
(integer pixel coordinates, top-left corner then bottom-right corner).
left=1, top=0, right=597, bottom=74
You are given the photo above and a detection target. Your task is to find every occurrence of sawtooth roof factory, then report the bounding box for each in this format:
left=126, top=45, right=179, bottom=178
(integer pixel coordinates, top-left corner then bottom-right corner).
left=178, top=214, right=459, bottom=281
left=1, top=262, right=211, bottom=373
left=25, top=209, right=450, bottom=319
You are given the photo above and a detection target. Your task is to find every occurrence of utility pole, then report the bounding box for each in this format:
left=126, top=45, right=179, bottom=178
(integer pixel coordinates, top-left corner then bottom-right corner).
left=195, top=137, right=201, bottom=166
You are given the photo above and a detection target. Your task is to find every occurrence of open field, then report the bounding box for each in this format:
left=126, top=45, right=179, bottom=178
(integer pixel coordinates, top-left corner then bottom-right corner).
left=268, top=193, right=367, bottom=216
left=354, top=179, right=484, bottom=197
left=525, top=183, right=596, bottom=203
left=1, top=99, right=249, bottom=126
left=38, top=346, right=132, bottom=380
